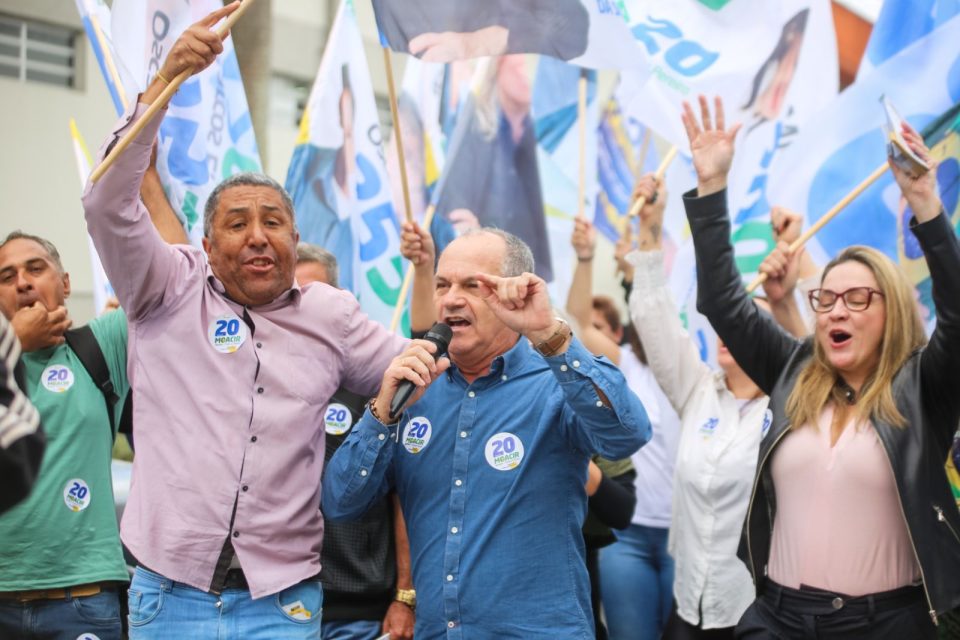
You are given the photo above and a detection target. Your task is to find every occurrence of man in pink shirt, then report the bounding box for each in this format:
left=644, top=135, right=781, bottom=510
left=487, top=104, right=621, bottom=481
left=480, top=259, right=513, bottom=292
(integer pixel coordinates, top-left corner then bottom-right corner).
left=82, top=5, right=405, bottom=637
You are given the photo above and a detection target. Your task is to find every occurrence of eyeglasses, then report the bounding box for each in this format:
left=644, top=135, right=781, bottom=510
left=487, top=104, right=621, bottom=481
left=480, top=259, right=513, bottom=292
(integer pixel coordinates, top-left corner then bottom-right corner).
left=808, top=287, right=884, bottom=313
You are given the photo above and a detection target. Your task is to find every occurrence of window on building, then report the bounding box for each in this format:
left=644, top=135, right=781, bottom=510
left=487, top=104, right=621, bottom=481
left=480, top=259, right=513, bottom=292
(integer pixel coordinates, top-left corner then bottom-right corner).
left=0, top=14, right=77, bottom=88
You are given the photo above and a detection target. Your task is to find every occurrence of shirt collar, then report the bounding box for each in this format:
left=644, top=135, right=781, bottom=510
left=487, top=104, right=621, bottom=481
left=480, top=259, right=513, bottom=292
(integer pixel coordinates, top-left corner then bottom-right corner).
left=445, top=335, right=538, bottom=386
left=205, top=271, right=303, bottom=310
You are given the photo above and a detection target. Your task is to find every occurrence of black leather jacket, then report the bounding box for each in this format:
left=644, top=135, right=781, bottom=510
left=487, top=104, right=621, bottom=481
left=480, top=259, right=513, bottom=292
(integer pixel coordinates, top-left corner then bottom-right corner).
left=683, top=188, right=960, bottom=623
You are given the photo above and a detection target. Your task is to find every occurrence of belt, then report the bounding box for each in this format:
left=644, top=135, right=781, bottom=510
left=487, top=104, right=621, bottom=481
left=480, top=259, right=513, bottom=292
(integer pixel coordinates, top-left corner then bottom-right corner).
left=0, top=582, right=113, bottom=602
left=764, top=580, right=924, bottom=614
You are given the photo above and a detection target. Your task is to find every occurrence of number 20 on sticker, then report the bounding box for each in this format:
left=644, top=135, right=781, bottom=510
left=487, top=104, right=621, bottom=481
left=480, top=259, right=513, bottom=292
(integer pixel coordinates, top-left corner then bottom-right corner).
left=485, top=432, right=525, bottom=471
left=207, top=314, right=246, bottom=353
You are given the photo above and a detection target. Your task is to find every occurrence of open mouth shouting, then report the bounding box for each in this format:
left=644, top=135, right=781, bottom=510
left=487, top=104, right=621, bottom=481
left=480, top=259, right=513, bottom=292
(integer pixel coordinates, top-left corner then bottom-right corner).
left=244, top=255, right=276, bottom=274
left=444, top=315, right=472, bottom=332
left=828, top=328, right=852, bottom=349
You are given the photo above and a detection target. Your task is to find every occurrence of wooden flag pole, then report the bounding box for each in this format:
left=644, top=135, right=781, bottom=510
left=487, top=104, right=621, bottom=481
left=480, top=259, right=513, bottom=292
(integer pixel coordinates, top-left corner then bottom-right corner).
left=89, top=0, right=255, bottom=183
left=389, top=204, right=437, bottom=333
left=745, top=161, right=890, bottom=293
left=383, top=47, right=414, bottom=223
left=628, top=145, right=677, bottom=218
left=88, top=10, right=129, bottom=109
left=577, top=71, right=588, bottom=219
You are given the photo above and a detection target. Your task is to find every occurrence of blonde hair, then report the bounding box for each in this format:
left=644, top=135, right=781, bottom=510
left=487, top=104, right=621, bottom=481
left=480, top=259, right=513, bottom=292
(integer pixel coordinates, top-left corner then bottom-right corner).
left=785, top=246, right=926, bottom=429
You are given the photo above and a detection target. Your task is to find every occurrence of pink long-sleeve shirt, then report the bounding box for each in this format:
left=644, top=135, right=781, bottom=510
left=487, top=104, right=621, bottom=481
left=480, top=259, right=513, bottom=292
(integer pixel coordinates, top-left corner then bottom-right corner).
left=82, top=102, right=405, bottom=598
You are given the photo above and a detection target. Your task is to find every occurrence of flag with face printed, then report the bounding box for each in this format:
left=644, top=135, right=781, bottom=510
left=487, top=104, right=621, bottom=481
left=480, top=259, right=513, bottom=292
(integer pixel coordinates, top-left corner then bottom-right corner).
left=618, top=0, right=838, bottom=282
left=87, top=0, right=263, bottom=246
left=766, top=13, right=960, bottom=333
left=286, top=0, right=406, bottom=331
left=372, top=0, right=650, bottom=74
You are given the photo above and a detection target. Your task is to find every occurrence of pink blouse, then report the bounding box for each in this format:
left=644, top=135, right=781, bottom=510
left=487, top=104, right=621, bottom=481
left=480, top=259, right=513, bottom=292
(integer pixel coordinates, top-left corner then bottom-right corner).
left=767, top=405, right=920, bottom=596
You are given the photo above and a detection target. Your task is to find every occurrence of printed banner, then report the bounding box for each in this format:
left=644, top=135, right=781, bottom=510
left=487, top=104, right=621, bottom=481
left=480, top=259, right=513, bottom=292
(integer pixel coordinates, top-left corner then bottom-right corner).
left=372, top=0, right=650, bottom=73
left=104, top=0, right=263, bottom=245
left=286, top=0, right=406, bottom=331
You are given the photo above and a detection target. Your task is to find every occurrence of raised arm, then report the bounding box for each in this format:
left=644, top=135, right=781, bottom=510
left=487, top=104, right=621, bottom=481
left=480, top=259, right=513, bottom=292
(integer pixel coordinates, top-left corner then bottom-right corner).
left=400, top=220, right=437, bottom=334
left=140, top=144, right=189, bottom=245
left=894, top=124, right=960, bottom=445
left=680, top=96, right=800, bottom=394
left=82, top=6, right=233, bottom=319
left=626, top=173, right=713, bottom=416
left=760, top=208, right=812, bottom=338
left=565, top=218, right=621, bottom=363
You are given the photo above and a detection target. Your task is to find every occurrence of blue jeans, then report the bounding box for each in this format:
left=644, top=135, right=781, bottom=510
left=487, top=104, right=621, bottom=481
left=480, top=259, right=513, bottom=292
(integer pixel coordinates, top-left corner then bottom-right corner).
left=0, top=588, right=122, bottom=640
left=128, top=567, right=322, bottom=639
left=599, top=524, right=675, bottom=640
left=321, top=619, right=382, bottom=639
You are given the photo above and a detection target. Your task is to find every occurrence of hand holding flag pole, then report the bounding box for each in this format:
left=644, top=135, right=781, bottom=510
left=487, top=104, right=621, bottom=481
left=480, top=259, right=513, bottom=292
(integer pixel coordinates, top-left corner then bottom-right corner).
left=628, top=146, right=677, bottom=218
left=89, top=0, right=254, bottom=184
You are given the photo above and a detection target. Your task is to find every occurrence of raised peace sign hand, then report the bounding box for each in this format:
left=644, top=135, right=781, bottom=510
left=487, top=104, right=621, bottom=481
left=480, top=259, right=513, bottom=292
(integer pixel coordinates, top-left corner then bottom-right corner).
left=681, top=95, right=742, bottom=197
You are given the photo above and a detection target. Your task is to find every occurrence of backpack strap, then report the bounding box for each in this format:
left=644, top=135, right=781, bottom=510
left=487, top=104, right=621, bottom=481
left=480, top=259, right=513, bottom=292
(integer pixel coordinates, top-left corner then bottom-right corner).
left=64, top=325, right=119, bottom=435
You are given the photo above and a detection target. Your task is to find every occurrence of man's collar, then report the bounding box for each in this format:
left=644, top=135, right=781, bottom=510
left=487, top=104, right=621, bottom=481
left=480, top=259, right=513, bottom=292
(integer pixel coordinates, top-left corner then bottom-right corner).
left=446, top=335, right=537, bottom=385
left=205, top=272, right=302, bottom=310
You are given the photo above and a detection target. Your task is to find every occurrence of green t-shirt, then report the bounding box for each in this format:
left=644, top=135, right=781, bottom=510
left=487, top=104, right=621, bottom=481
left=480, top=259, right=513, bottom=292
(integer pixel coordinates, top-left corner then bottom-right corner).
left=0, top=310, right=130, bottom=589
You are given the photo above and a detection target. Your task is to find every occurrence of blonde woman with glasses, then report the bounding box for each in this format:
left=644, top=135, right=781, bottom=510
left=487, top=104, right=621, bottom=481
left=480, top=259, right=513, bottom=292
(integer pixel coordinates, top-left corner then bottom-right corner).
left=680, top=95, right=960, bottom=640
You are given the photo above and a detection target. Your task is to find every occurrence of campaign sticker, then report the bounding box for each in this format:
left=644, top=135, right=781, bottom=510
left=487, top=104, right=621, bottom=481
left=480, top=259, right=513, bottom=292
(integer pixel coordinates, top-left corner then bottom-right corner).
left=484, top=432, right=525, bottom=471
left=281, top=599, right=312, bottom=620
left=63, top=478, right=91, bottom=512
left=402, top=417, right=432, bottom=454
left=699, top=417, right=719, bottom=437
left=207, top=314, right=246, bottom=353
left=76, top=634, right=101, bottom=640
left=324, top=403, right=353, bottom=435
left=761, top=409, right=774, bottom=438
left=41, top=365, right=74, bottom=393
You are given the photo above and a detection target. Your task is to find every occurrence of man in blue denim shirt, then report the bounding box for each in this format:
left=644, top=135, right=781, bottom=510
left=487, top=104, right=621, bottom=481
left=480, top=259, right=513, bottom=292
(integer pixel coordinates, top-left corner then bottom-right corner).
left=324, top=228, right=650, bottom=639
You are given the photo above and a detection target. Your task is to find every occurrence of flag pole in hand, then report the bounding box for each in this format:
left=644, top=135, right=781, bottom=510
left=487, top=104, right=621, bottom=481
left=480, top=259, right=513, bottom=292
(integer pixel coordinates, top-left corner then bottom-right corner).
left=89, top=0, right=255, bottom=184
left=628, top=145, right=677, bottom=218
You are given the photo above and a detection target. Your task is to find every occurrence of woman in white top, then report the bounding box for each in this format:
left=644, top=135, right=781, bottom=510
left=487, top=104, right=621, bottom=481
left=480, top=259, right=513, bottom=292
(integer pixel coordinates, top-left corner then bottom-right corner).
left=566, top=218, right=681, bottom=640
left=625, top=173, right=806, bottom=639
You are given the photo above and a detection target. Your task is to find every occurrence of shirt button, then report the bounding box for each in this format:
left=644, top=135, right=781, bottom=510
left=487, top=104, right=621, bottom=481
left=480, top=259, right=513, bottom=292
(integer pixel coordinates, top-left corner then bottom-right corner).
left=256, top=342, right=262, bottom=349
left=501, top=374, right=508, bottom=381
left=451, top=527, right=458, bottom=534
left=560, top=364, right=569, bottom=372
left=378, top=433, right=386, bottom=441
left=448, top=622, right=456, bottom=629
left=596, top=400, right=603, bottom=407
left=460, top=431, right=467, bottom=438
left=360, top=469, right=368, bottom=477
left=242, top=485, right=249, bottom=492
left=446, top=574, right=453, bottom=582
left=455, top=479, right=463, bottom=487
left=250, top=436, right=257, bottom=443
left=573, top=360, right=581, bottom=368
left=257, top=387, right=264, bottom=394
left=468, top=391, right=475, bottom=398
left=233, top=531, right=239, bottom=538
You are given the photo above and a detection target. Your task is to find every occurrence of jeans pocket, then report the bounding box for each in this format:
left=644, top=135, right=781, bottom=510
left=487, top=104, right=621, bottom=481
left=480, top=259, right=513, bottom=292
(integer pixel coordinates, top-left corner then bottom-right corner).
left=127, top=585, right=164, bottom=627
left=274, top=580, right=323, bottom=625
left=73, top=591, right=122, bottom=625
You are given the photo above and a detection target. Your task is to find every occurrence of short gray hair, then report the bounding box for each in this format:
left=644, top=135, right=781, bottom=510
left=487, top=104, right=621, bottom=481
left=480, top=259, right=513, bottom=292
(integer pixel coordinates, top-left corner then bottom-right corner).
left=459, top=227, right=534, bottom=277
left=204, top=173, right=296, bottom=238
left=1, top=231, right=64, bottom=273
left=296, top=243, right=339, bottom=288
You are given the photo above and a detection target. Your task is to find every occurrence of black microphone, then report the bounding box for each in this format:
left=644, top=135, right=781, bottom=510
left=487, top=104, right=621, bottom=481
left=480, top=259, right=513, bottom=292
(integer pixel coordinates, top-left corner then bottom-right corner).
left=389, top=322, right=453, bottom=420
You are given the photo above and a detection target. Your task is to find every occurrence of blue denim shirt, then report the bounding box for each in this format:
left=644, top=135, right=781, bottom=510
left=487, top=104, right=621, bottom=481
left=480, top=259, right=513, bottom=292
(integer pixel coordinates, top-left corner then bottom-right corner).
left=323, top=336, right=650, bottom=639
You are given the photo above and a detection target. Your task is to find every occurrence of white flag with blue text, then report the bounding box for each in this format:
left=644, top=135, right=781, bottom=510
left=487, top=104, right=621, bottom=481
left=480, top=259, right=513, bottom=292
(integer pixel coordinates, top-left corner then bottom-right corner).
left=286, top=0, right=405, bottom=331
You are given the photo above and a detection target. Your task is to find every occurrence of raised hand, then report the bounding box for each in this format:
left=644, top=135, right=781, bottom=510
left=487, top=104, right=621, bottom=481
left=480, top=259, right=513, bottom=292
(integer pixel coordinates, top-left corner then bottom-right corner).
left=12, top=302, right=72, bottom=352
left=371, top=340, right=450, bottom=422
left=614, top=223, right=635, bottom=277
left=681, top=95, right=742, bottom=196
left=632, top=173, right=667, bottom=250
left=571, top=218, right=596, bottom=262
left=759, top=241, right=801, bottom=304
left=400, top=220, right=435, bottom=268
left=474, top=272, right=555, bottom=341
left=770, top=206, right=803, bottom=245
left=890, top=122, right=942, bottom=223
left=143, top=2, right=238, bottom=104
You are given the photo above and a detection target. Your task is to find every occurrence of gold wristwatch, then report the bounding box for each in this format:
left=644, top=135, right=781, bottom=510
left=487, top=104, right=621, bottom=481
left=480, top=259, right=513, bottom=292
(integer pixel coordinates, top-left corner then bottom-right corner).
left=395, top=588, right=416, bottom=610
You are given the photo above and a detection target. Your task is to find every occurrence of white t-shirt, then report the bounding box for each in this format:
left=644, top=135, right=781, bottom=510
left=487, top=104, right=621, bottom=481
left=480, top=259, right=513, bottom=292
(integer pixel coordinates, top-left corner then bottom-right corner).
left=619, top=345, right=681, bottom=529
